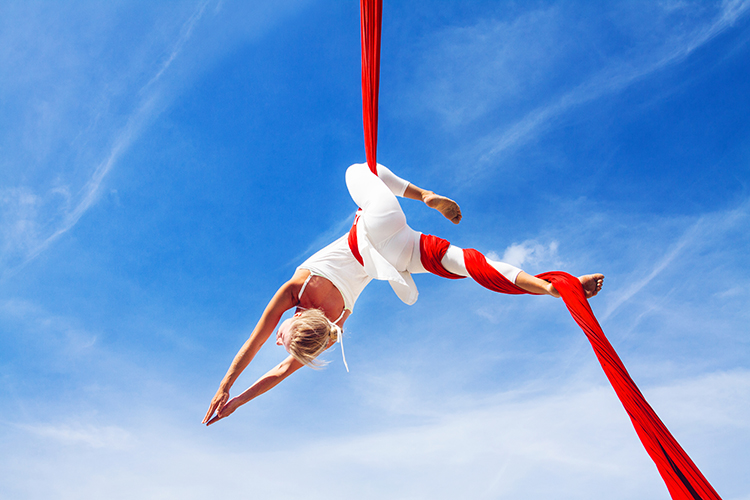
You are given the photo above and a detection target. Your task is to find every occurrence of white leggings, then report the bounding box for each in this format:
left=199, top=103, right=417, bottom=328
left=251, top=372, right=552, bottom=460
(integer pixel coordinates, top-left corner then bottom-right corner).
left=345, top=163, right=522, bottom=282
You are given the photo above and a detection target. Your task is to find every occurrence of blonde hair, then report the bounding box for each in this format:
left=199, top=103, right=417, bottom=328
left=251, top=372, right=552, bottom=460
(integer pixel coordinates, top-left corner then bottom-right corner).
left=286, top=309, right=340, bottom=368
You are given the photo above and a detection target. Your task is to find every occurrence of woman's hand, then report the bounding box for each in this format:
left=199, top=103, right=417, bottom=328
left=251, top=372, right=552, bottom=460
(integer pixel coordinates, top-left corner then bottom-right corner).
left=202, top=388, right=230, bottom=425
left=203, top=356, right=306, bottom=427
left=205, top=396, right=242, bottom=426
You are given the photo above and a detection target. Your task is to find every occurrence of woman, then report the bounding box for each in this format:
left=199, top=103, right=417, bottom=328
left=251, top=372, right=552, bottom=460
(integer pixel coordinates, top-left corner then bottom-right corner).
left=203, top=163, right=603, bottom=425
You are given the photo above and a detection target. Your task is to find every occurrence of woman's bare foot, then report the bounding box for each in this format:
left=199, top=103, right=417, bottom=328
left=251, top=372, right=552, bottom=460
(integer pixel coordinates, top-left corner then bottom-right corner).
left=423, top=191, right=462, bottom=224
left=579, top=274, right=604, bottom=298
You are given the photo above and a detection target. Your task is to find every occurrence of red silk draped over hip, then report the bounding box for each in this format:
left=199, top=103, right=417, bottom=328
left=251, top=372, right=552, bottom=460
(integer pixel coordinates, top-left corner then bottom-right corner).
left=360, top=0, right=382, bottom=175
left=418, top=234, right=722, bottom=500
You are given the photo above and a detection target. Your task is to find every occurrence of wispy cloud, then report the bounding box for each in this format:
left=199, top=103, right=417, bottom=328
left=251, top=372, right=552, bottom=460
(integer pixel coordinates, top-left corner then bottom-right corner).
left=602, top=201, right=750, bottom=321
left=29, top=3, right=211, bottom=256
left=3, top=369, right=747, bottom=499
left=22, top=97, right=154, bottom=265
left=490, top=240, right=561, bottom=269
left=287, top=212, right=357, bottom=266
left=0, top=3, right=212, bottom=279
left=467, top=0, right=750, bottom=175
left=0, top=298, right=101, bottom=373
left=143, top=1, right=211, bottom=91
left=601, top=219, right=700, bottom=321
left=16, top=422, right=133, bottom=450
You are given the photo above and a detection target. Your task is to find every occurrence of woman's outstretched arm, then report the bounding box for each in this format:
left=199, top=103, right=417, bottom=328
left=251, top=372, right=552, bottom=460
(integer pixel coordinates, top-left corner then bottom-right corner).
left=205, top=321, right=344, bottom=425
left=205, top=355, right=304, bottom=425
left=202, top=273, right=302, bottom=424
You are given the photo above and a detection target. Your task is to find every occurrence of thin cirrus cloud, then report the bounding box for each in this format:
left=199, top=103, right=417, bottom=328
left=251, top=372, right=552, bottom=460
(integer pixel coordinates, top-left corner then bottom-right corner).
left=442, top=1, right=750, bottom=177
left=0, top=3, right=212, bottom=280
left=601, top=201, right=750, bottom=321
left=4, top=369, right=747, bottom=499
left=15, top=422, right=133, bottom=450
left=0, top=1, right=310, bottom=281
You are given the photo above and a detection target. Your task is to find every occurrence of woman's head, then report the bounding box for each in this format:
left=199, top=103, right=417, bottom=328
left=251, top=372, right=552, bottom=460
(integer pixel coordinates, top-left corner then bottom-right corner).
left=276, top=309, right=339, bottom=367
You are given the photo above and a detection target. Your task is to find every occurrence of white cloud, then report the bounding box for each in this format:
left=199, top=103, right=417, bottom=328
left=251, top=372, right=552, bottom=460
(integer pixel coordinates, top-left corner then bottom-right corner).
left=17, top=423, right=133, bottom=450
left=602, top=201, right=750, bottom=321
left=0, top=1, right=308, bottom=277
left=488, top=240, right=561, bottom=269
left=0, top=298, right=99, bottom=354
left=143, top=1, right=211, bottom=90
left=288, top=212, right=357, bottom=266
left=403, top=7, right=568, bottom=128
left=15, top=5, right=211, bottom=271
left=400, top=1, right=750, bottom=180
left=3, top=369, right=747, bottom=499
left=0, top=4, right=208, bottom=279
left=473, top=0, right=750, bottom=166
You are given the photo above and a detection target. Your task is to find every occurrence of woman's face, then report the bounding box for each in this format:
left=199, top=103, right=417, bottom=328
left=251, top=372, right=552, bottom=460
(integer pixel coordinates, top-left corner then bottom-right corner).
left=276, top=312, right=302, bottom=352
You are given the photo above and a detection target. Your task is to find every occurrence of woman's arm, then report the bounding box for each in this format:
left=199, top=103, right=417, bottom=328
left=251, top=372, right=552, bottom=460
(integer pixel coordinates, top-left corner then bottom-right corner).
left=202, top=272, right=305, bottom=424
left=205, top=355, right=304, bottom=426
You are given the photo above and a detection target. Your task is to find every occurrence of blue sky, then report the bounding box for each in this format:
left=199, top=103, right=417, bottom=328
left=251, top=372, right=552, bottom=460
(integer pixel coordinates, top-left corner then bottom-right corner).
left=1, top=1, right=749, bottom=498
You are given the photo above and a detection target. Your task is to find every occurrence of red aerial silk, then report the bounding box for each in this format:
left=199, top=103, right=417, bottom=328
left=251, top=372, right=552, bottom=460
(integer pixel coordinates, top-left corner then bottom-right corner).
left=360, top=0, right=382, bottom=175
left=420, top=234, right=723, bottom=500
left=359, top=5, right=722, bottom=499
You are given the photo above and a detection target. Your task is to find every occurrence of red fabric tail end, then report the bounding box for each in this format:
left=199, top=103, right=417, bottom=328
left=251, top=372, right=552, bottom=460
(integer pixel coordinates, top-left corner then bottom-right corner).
left=545, top=272, right=723, bottom=500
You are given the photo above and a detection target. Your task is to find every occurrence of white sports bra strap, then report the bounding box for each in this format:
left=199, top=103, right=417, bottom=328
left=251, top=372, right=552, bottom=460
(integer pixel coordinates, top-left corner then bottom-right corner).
left=298, top=273, right=313, bottom=301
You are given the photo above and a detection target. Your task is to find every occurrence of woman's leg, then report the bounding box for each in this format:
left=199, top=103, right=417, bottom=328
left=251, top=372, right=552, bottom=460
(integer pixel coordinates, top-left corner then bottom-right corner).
left=345, top=163, right=404, bottom=219
left=408, top=240, right=520, bottom=280
left=409, top=237, right=603, bottom=298
left=346, top=163, right=603, bottom=297
left=407, top=238, right=561, bottom=296
left=346, top=163, right=415, bottom=271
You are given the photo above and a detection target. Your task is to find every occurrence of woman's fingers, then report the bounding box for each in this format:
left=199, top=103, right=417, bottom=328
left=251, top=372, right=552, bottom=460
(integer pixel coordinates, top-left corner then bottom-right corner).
left=206, top=413, right=222, bottom=426
left=203, top=391, right=229, bottom=424
left=207, top=399, right=239, bottom=426
left=202, top=400, right=220, bottom=423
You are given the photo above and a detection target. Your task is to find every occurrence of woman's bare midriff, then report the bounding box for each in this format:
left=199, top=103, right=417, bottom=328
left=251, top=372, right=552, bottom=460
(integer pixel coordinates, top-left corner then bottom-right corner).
left=293, top=269, right=350, bottom=326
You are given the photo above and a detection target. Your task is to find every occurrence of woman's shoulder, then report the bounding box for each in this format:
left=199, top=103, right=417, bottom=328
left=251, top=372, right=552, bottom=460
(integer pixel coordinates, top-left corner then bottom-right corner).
left=285, top=269, right=311, bottom=296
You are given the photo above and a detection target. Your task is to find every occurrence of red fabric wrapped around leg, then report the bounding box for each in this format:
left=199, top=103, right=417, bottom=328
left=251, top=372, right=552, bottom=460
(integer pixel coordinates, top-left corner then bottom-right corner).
left=463, top=248, right=530, bottom=295
left=419, top=233, right=721, bottom=500
left=419, top=234, right=465, bottom=279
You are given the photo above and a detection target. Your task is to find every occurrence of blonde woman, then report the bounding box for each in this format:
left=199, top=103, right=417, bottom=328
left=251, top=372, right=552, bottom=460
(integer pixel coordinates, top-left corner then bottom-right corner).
left=203, top=163, right=603, bottom=425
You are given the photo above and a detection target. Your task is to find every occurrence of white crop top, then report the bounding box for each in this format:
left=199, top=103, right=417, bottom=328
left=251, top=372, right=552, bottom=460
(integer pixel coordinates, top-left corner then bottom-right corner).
left=297, top=233, right=372, bottom=313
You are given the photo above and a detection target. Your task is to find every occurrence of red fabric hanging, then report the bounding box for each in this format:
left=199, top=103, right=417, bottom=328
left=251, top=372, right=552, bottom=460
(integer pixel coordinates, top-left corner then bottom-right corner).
left=360, top=0, right=382, bottom=175
left=418, top=233, right=722, bottom=500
